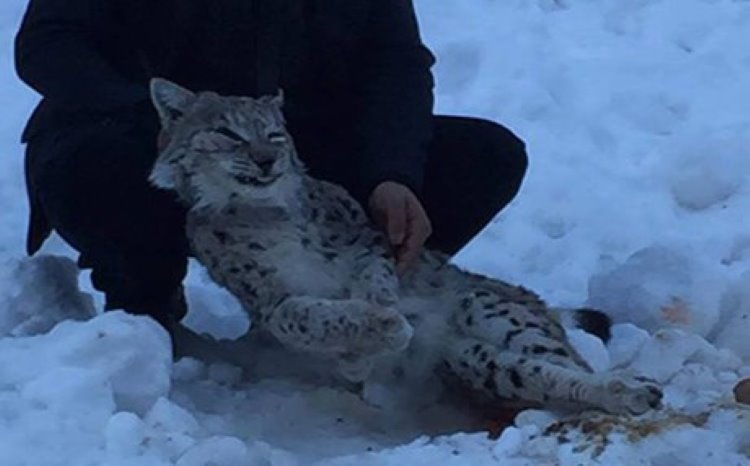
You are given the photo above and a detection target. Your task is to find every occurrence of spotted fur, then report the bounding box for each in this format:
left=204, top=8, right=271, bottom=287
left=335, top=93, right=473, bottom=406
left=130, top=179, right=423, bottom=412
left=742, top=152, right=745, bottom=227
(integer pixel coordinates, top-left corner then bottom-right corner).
left=149, top=78, right=662, bottom=415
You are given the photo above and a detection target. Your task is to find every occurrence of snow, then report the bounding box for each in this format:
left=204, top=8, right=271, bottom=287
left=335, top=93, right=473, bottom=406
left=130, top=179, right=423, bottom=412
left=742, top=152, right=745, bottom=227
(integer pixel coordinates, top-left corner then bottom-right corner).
left=713, top=272, right=750, bottom=359
left=0, top=255, right=96, bottom=337
left=587, top=245, right=725, bottom=336
left=2, top=0, right=750, bottom=464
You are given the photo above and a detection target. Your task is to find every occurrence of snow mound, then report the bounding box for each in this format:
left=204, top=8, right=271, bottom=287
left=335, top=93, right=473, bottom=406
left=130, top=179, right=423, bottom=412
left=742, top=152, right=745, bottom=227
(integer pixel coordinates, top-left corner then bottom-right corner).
left=566, top=328, right=611, bottom=372
left=629, top=329, right=740, bottom=385
left=0, top=312, right=172, bottom=465
left=182, top=260, right=250, bottom=341
left=665, top=130, right=749, bottom=211
left=0, top=254, right=96, bottom=337
left=608, top=323, right=651, bottom=369
left=587, top=245, right=724, bottom=336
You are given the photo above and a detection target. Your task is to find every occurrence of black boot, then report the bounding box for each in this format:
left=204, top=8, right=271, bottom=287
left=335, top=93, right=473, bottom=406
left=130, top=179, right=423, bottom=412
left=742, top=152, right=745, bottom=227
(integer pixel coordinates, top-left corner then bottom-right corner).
left=104, top=284, right=189, bottom=357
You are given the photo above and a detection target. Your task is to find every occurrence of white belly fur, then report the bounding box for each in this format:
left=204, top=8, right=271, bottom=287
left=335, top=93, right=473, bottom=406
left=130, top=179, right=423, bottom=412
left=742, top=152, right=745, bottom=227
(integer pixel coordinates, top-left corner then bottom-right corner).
left=270, top=241, right=346, bottom=298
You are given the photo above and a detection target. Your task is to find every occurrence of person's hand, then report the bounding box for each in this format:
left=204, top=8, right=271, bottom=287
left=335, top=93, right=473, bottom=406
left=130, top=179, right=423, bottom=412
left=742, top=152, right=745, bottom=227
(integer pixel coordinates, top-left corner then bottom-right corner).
left=368, top=181, right=432, bottom=274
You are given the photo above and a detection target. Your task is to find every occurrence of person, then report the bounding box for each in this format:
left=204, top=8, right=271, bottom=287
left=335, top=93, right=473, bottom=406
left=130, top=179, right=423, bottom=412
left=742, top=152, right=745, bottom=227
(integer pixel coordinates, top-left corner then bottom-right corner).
left=15, top=0, right=528, bottom=332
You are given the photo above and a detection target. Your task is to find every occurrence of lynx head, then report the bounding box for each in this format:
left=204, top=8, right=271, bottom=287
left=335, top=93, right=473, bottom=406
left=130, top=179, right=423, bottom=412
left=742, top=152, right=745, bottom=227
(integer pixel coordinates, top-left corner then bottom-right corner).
left=149, top=78, right=304, bottom=210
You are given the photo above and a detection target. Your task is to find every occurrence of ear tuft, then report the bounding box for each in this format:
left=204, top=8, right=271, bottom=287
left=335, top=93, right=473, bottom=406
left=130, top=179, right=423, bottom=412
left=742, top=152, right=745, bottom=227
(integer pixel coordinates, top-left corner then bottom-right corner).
left=269, top=89, right=284, bottom=109
left=150, top=78, right=195, bottom=128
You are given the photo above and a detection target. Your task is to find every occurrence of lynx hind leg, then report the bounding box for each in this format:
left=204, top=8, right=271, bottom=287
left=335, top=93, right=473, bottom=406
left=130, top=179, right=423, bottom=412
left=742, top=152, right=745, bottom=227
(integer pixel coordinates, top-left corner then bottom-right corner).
left=264, top=296, right=413, bottom=358
left=442, top=338, right=662, bottom=414
left=455, top=288, right=591, bottom=372
left=596, top=369, right=663, bottom=415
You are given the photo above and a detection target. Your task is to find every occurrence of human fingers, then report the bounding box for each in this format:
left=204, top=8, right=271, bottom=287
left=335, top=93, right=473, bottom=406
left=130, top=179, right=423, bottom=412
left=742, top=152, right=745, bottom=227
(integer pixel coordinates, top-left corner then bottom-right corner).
left=396, top=196, right=432, bottom=273
left=385, top=195, right=407, bottom=247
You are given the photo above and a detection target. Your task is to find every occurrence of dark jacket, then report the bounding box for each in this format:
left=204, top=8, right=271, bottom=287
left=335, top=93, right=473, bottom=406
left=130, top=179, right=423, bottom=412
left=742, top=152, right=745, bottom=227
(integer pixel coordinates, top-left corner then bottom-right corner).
left=15, top=0, right=435, bottom=198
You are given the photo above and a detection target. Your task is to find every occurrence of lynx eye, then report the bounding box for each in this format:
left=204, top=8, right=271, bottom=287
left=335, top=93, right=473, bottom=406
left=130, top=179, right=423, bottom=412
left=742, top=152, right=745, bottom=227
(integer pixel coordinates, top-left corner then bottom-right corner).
left=268, top=132, right=287, bottom=144
left=213, top=127, right=245, bottom=142
left=191, top=128, right=244, bottom=152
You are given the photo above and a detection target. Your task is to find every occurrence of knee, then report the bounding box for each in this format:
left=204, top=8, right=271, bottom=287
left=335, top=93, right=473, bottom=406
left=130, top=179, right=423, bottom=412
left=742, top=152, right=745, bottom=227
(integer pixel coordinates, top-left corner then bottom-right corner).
left=479, top=119, right=528, bottom=184
left=451, top=117, right=528, bottom=202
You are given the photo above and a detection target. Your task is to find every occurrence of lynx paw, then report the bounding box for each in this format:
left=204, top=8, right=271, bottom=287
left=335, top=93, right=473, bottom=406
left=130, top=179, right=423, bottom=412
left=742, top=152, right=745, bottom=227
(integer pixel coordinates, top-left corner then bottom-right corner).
left=602, top=372, right=663, bottom=415
left=336, top=355, right=375, bottom=383
left=357, top=305, right=413, bottom=354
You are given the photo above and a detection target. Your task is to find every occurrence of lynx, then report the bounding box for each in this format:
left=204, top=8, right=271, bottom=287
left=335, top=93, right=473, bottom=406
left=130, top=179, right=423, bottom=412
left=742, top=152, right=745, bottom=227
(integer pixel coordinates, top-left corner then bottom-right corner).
left=148, top=78, right=662, bottom=415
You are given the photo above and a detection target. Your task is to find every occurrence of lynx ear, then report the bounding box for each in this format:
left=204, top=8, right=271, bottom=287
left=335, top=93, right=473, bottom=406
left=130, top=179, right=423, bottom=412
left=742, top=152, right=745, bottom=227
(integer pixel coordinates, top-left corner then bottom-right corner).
left=269, top=89, right=284, bottom=109
left=260, top=89, right=286, bottom=124
left=150, top=78, right=195, bottom=127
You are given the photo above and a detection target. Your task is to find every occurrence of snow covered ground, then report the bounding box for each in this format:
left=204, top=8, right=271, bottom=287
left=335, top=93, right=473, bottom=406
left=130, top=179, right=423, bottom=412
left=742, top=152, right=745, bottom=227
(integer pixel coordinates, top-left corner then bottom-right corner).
left=2, top=0, right=750, bottom=464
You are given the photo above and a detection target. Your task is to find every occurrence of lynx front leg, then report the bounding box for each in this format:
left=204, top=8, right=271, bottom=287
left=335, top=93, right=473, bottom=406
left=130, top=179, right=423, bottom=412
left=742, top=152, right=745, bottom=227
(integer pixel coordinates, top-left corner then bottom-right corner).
left=349, top=257, right=400, bottom=306
left=443, top=338, right=662, bottom=415
left=263, top=296, right=413, bottom=358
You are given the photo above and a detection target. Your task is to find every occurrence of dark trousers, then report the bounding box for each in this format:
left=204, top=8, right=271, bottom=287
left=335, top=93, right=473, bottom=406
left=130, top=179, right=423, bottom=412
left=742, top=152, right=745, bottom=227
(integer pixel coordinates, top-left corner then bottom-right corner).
left=24, top=115, right=527, bottom=325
